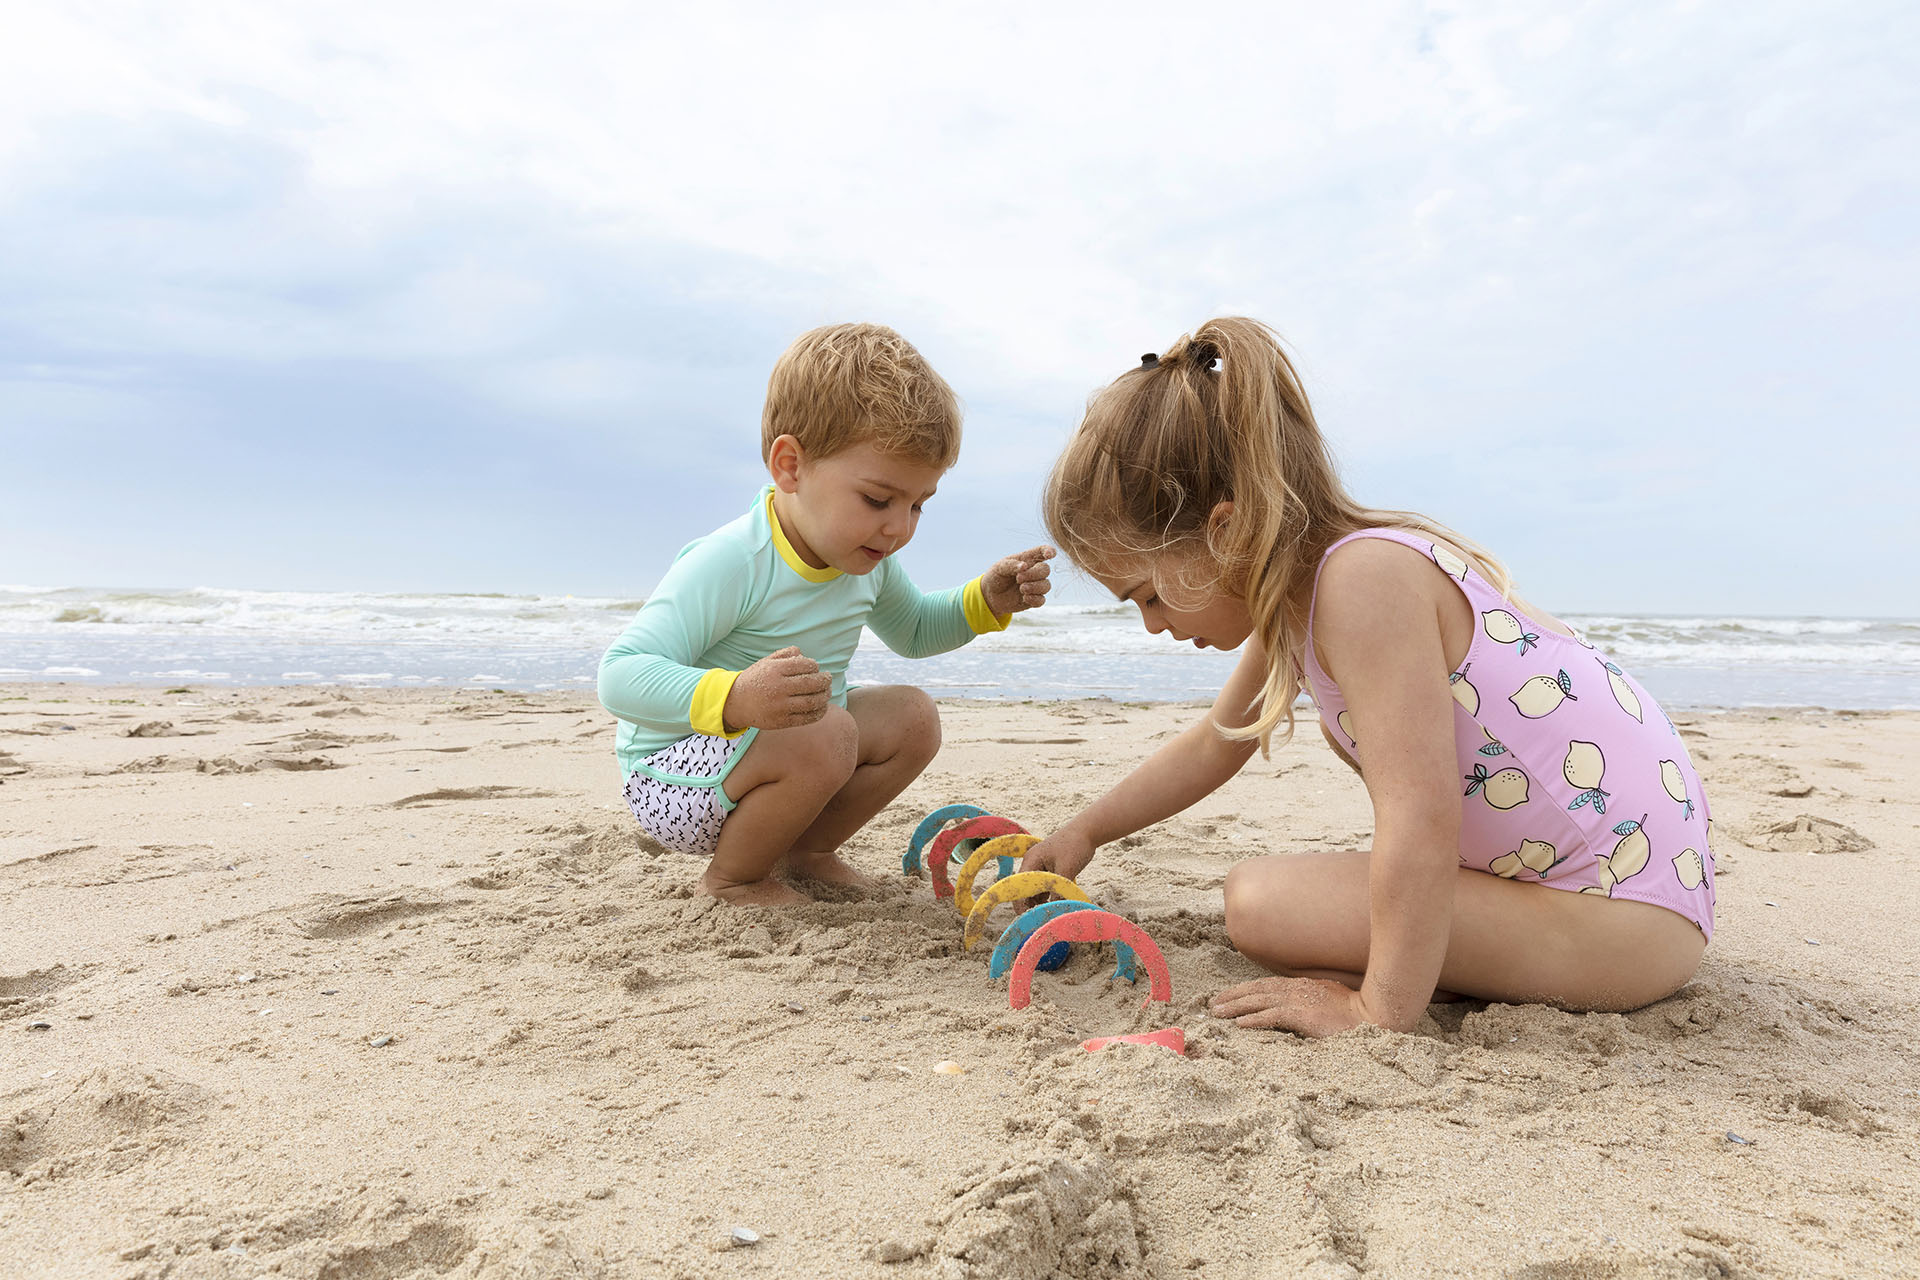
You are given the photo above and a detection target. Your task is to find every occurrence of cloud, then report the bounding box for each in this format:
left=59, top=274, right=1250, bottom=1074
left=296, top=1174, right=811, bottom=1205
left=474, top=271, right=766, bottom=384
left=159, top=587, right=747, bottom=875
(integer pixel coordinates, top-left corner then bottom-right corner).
left=0, top=2, right=1914, bottom=612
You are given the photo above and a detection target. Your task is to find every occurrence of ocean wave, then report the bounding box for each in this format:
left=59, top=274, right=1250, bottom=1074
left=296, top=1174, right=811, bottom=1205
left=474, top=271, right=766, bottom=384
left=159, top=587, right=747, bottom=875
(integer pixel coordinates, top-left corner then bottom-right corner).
left=5, top=588, right=1916, bottom=698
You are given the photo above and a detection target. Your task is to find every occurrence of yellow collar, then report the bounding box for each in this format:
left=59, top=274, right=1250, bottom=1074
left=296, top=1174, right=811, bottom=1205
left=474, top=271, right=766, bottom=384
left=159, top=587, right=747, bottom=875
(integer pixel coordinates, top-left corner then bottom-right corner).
left=766, top=489, right=841, bottom=583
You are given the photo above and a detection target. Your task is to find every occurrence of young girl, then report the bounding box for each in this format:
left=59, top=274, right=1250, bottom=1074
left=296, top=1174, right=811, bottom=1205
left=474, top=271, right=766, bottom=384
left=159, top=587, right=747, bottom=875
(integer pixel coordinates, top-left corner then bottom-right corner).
left=1021, top=318, right=1713, bottom=1038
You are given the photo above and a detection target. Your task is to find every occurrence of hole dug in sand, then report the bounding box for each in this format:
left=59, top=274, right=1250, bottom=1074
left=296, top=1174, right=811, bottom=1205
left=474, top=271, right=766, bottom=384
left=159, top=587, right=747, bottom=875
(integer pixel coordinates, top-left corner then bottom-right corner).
left=1756, top=814, right=1873, bottom=854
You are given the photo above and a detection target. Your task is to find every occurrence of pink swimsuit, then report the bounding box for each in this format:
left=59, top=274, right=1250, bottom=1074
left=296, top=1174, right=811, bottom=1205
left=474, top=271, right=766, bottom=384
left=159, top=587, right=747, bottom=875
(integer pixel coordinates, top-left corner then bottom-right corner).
left=1303, top=529, right=1715, bottom=938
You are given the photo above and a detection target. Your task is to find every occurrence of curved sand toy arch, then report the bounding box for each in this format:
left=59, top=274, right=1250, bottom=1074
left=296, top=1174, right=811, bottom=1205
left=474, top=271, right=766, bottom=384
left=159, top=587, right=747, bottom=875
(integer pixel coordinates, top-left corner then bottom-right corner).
left=1007, top=909, right=1172, bottom=1010
left=903, top=804, right=990, bottom=874
left=953, top=834, right=1041, bottom=916
left=960, top=873, right=1088, bottom=951
left=989, top=900, right=1140, bottom=984
left=928, top=816, right=1027, bottom=899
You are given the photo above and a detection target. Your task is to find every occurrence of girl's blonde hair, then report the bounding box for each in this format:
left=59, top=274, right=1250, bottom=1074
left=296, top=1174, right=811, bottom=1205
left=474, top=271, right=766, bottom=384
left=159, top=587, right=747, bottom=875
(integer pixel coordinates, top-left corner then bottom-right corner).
left=1043, top=317, right=1511, bottom=752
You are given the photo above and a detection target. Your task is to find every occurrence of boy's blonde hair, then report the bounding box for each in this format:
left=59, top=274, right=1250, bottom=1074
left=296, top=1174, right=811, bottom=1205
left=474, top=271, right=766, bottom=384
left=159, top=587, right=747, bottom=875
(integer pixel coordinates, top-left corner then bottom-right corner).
left=1043, top=317, right=1512, bottom=753
left=762, top=323, right=962, bottom=469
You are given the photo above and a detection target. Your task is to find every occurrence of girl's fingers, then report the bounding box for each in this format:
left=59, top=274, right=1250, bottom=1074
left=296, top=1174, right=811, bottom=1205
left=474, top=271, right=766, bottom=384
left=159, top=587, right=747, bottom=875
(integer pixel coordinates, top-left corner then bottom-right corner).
left=1211, top=977, right=1283, bottom=1004
left=1208, top=993, right=1272, bottom=1019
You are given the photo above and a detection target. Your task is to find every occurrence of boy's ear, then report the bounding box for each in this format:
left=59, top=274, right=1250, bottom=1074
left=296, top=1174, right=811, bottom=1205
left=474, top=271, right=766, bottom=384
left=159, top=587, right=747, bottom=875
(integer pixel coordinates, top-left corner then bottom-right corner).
left=1207, top=500, right=1234, bottom=531
left=767, top=434, right=806, bottom=493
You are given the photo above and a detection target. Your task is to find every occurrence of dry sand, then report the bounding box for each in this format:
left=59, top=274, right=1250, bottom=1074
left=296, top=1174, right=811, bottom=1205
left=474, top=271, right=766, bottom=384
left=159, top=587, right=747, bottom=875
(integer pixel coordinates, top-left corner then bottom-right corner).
left=2, top=683, right=1916, bottom=1279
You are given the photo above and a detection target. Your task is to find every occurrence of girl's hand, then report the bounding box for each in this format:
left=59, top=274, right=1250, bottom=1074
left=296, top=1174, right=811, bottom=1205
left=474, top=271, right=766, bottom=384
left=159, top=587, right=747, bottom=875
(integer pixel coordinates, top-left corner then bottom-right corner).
left=1017, top=827, right=1097, bottom=885
left=1208, top=976, right=1371, bottom=1038
left=722, top=646, right=832, bottom=731
left=981, top=546, right=1055, bottom=615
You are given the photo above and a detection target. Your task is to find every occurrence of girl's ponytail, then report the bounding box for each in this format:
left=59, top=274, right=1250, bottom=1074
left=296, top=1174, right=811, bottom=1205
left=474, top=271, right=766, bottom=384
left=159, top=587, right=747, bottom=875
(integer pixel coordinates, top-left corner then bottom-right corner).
left=1045, top=317, right=1512, bottom=753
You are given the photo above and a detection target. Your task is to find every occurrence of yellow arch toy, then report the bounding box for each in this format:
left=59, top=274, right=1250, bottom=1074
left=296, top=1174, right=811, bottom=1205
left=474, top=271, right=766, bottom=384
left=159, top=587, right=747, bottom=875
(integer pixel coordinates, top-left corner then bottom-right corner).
left=961, top=872, right=1088, bottom=951
left=953, top=834, right=1041, bottom=917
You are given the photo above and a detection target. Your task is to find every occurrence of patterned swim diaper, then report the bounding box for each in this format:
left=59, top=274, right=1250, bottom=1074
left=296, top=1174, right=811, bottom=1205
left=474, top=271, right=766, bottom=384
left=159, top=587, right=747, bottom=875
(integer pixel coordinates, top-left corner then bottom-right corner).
left=622, top=729, right=756, bottom=859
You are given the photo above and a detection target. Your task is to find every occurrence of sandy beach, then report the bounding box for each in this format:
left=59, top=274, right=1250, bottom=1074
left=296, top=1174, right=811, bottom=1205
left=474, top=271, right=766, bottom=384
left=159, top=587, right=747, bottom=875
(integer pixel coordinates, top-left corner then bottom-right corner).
left=2, top=683, right=1916, bottom=1279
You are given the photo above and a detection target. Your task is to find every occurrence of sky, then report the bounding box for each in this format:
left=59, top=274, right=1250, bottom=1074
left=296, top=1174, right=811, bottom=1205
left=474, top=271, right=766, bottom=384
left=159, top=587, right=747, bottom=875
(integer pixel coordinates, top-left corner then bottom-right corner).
left=1, top=2, right=1916, bottom=617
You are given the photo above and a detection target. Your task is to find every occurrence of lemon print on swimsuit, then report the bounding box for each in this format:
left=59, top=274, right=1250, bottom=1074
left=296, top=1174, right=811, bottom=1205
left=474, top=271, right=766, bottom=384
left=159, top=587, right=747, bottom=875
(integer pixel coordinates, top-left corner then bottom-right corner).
left=1562, top=739, right=1610, bottom=814
left=1516, top=838, right=1562, bottom=875
left=1596, top=815, right=1652, bottom=894
left=1659, top=759, right=1695, bottom=819
left=1449, top=663, right=1480, bottom=715
left=1673, top=847, right=1706, bottom=891
left=1510, top=670, right=1577, bottom=718
left=1597, top=658, right=1642, bottom=723
left=1337, top=709, right=1357, bottom=747
left=1463, top=762, right=1530, bottom=810
left=1482, top=609, right=1541, bottom=655
left=1431, top=544, right=1469, bottom=581
left=1476, top=726, right=1508, bottom=759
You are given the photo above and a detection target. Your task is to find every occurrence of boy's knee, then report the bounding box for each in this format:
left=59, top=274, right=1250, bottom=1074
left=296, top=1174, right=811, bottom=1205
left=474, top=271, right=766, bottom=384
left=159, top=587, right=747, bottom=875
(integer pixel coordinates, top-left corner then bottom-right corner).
left=898, top=687, right=941, bottom=763
left=811, top=704, right=860, bottom=784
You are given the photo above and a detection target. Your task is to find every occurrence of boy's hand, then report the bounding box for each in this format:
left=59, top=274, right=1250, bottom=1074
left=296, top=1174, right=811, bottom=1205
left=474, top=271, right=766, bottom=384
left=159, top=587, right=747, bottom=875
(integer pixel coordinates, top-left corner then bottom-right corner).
left=723, top=646, right=832, bottom=732
left=981, top=545, right=1055, bottom=616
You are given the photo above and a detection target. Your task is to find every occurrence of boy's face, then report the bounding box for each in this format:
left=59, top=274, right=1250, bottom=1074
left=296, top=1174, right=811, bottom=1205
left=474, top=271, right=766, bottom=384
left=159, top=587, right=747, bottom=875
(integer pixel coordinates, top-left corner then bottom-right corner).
left=768, top=436, right=946, bottom=576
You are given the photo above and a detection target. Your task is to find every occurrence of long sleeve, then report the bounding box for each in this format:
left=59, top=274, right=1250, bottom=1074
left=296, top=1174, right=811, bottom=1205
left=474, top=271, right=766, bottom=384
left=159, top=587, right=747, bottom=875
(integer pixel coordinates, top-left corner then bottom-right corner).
left=865, top=562, right=1009, bottom=660
left=599, top=536, right=755, bottom=739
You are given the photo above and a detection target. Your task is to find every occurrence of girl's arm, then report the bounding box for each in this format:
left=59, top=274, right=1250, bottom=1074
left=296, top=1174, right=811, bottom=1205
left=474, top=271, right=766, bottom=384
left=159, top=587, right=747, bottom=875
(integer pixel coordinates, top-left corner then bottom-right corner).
left=1020, top=637, right=1270, bottom=882
left=1219, top=539, right=1464, bottom=1033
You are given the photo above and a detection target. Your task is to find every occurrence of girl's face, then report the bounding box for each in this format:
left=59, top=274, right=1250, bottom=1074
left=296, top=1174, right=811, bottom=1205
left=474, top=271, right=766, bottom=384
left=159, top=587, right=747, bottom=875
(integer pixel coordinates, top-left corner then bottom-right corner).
left=1093, top=553, right=1255, bottom=651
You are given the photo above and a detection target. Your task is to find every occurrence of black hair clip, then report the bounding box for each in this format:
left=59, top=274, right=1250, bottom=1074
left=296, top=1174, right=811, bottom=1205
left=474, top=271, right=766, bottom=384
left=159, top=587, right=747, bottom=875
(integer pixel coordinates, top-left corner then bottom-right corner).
left=1139, top=353, right=1160, bottom=368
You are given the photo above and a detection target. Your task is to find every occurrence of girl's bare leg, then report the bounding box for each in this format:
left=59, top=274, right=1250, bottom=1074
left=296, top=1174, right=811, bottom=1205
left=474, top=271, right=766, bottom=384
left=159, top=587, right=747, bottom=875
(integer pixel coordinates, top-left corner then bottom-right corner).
left=1221, top=851, right=1706, bottom=1012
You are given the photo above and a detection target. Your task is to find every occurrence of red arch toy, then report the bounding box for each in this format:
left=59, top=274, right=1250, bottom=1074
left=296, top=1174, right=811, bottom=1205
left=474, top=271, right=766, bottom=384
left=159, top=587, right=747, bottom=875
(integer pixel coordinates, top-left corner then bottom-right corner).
left=926, top=815, right=1026, bottom=899
left=1007, top=908, right=1172, bottom=1009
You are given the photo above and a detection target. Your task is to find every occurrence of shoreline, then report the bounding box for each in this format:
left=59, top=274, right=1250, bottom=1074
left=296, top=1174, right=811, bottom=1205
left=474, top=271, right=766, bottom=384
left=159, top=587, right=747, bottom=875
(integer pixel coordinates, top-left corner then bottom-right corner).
left=4, top=683, right=1916, bottom=1277
left=4, top=678, right=1914, bottom=718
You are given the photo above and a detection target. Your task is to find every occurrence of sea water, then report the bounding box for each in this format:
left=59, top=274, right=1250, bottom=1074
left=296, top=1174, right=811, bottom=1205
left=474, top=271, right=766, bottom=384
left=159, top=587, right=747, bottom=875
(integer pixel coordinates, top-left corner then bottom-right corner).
left=1, top=585, right=1915, bottom=710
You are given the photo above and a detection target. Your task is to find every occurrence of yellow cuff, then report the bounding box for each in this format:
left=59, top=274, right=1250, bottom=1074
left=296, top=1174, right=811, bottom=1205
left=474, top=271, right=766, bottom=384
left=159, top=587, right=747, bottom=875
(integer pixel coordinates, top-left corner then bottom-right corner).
left=689, top=668, right=746, bottom=738
left=963, top=576, right=1011, bottom=634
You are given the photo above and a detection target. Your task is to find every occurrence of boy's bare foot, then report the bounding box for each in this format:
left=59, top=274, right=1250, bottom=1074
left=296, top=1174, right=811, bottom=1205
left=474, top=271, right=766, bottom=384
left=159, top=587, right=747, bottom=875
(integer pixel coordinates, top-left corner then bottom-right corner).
left=699, top=868, right=810, bottom=906
left=779, top=850, right=874, bottom=890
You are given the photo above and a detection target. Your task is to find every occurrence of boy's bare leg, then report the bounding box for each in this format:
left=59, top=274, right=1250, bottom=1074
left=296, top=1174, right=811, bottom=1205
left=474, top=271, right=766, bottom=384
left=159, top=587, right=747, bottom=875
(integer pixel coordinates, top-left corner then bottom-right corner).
left=778, top=685, right=942, bottom=887
left=702, top=707, right=861, bottom=905
left=1219, top=851, right=1706, bottom=1013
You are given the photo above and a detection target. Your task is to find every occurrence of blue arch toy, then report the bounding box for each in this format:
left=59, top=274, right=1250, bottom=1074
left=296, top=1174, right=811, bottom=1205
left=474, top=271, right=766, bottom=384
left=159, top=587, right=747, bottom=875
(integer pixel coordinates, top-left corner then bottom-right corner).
left=988, top=899, right=1142, bottom=984
left=903, top=804, right=991, bottom=874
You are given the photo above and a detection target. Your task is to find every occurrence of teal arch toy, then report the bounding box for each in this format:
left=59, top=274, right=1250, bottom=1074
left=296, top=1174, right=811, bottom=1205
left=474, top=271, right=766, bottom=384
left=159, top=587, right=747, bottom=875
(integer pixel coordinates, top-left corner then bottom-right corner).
left=989, top=900, right=1139, bottom=983
left=903, top=804, right=990, bottom=874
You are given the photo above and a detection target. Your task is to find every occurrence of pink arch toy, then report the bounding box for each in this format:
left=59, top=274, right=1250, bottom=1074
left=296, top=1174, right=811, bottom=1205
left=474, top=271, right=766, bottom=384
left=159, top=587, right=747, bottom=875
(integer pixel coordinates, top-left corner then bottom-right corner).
left=1007, top=908, right=1173, bottom=1010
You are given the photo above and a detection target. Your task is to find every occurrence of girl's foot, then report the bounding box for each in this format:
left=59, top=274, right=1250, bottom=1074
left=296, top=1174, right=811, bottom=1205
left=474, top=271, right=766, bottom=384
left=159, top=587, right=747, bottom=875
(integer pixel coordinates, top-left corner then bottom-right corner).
left=780, top=850, right=874, bottom=890
left=699, top=868, right=810, bottom=906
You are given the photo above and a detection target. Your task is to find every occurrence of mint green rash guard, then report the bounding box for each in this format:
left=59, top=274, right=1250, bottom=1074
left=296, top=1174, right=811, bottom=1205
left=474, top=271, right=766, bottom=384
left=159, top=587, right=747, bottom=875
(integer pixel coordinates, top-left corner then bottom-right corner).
left=599, top=487, right=1007, bottom=779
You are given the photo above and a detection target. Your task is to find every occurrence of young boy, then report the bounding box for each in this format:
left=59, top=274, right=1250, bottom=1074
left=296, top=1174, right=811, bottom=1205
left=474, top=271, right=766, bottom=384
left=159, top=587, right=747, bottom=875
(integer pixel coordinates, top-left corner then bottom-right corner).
left=600, top=323, right=1052, bottom=905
